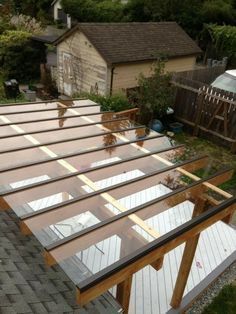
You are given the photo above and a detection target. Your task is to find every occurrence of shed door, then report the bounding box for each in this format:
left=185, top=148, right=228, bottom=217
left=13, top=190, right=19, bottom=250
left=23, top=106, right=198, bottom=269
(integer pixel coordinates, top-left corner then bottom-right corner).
left=62, top=52, right=73, bottom=96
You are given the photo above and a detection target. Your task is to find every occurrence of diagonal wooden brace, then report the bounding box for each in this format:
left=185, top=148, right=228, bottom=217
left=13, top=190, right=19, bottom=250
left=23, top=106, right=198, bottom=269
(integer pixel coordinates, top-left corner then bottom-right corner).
left=170, top=197, right=206, bottom=309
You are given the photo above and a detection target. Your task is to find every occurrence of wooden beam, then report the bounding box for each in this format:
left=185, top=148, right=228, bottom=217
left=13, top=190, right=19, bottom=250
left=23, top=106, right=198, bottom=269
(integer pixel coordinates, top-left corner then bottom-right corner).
left=170, top=197, right=206, bottom=309
left=0, top=197, right=10, bottom=211
left=116, top=275, right=133, bottom=314
left=76, top=201, right=235, bottom=305
left=150, top=256, right=164, bottom=271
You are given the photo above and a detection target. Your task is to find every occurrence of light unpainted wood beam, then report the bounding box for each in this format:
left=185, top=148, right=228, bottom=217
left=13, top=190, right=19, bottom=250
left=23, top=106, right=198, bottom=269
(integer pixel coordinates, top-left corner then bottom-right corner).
left=0, top=197, right=10, bottom=211
left=170, top=197, right=206, bottom=309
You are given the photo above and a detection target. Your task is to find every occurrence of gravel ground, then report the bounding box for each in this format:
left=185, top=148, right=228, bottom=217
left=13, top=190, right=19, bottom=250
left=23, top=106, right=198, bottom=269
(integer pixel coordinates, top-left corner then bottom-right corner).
left=185, top=261, right=236, bottom=313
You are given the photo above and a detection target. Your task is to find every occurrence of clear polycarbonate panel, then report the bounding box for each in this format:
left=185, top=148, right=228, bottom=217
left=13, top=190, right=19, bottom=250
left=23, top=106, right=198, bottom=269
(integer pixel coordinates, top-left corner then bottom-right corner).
left=2, top=147, right=186, bottom=212
left=0, top=99, right=98, bottom=115
left=19, top=164, right=198, bottom=246
left=46, top=198, right=198, bottom=286
left=0, top=104, right=100, bottom=125
left=0, top=119, right=139, bottom=152
left=0, top=127, right=157, bottom=170
left=0, top=136, right=176, bottom=187
left=0, top=113, right=115, bottom=137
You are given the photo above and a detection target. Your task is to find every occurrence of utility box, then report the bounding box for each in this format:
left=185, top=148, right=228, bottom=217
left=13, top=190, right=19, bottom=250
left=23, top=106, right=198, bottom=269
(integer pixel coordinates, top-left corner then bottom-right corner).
left=24, top=90, right=36, bottom=102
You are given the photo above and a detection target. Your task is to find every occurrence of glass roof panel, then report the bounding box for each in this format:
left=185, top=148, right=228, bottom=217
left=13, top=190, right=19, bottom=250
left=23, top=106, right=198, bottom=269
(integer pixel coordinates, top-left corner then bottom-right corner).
left=0, top=113, right=114, bottom=137
left=0, top=104, right=100, bottom=124
left=0, top=136, right=174, bottom=186
left=42, top=198, right=197, bottom=285
left=19, top=164, right=196, bottom=244
left=0, top=127, right=158, bottom=169
left=0, top=99, right=97, bottom=113
left=3, top=150, right=185, bottom=212
left=0, top=119, right=140, bottom=153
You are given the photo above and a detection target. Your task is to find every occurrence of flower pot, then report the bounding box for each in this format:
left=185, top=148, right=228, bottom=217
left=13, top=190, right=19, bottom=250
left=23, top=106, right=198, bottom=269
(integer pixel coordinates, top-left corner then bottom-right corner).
left=151, top=119, right=164, bottom=133
left=169, top=122, right=183, bottom=133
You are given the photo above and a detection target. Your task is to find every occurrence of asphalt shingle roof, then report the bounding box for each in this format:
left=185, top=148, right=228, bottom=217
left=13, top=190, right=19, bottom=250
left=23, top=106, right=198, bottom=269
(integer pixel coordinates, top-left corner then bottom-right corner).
left=0, top=211, right=121, bottom=314
left=55, top=22, right=202, bottom=64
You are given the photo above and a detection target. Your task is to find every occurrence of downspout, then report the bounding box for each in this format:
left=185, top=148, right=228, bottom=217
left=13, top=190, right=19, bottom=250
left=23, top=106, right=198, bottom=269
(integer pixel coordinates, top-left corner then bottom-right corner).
left=109, top=66, right=115, bottom=96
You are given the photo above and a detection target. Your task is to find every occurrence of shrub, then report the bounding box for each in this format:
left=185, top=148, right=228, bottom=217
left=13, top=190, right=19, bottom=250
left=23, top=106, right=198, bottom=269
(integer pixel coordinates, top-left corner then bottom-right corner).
left=0, top=30, right=46, bottom=82
left=79, top=93, right=133, bottom=112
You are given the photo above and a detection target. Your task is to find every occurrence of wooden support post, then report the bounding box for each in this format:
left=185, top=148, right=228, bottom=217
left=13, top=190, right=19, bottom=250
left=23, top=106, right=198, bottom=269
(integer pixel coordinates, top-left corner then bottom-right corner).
left=222, top=212, right=233, bottom=224
left=0, top=197, right=11, bottom=211
left=116, top=275, right=133, bottom=314
left=20, top=221, right=32, bottom=235
left=170, top=197, right=206, bottom=309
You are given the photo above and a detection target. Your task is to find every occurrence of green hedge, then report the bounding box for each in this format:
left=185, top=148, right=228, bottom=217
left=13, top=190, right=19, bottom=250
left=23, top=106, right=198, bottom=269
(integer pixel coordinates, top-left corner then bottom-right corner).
left=0, top=30, right=46, bottom=82
left=79, top=93, right=133, bottom=112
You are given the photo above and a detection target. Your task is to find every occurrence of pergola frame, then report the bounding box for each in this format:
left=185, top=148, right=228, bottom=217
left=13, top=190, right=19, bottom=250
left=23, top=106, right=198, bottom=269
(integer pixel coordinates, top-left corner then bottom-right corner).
left=0, top=99, right=235, bottom=314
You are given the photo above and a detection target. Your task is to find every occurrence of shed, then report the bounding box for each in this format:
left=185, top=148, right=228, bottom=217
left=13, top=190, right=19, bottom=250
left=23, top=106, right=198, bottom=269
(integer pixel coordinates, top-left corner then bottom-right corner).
left=54, top=22, right=202, bottom=96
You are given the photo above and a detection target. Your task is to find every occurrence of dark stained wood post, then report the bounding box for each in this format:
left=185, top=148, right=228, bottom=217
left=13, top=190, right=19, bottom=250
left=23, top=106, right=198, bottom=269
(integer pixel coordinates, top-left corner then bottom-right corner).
left=170, top=197, right=206, bottom=309
left=193, top=91, right=204, bottom=137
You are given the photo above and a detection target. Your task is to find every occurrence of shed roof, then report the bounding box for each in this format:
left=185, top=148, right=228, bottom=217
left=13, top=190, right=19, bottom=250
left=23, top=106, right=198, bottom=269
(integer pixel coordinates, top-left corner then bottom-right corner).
left=54, top=22, right=202, bottom=64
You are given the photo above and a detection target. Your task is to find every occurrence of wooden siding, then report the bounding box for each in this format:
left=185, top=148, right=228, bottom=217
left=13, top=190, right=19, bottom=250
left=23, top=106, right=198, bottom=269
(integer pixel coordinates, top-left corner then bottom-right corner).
left=112, top=56, right=196, bottom=94
left=57, top=31, right=108, bottom=96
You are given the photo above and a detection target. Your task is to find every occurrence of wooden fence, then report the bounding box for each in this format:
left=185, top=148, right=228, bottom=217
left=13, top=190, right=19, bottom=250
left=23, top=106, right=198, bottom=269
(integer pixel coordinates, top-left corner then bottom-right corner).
left=173, top=65, right=226, bottom=84
left=172, top=76, right=236, bottom=153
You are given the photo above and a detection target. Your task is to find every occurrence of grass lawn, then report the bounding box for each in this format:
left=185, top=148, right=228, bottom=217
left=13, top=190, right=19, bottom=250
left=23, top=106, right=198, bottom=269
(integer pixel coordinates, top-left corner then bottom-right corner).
left=202, top=283, right=236, bottom=314
left=173, top=132, right=236, bottom=224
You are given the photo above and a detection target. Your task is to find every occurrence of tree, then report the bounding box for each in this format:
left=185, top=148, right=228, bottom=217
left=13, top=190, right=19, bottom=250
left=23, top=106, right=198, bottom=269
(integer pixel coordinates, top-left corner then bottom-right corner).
left=8, top=0, right=52, bottom=21
left=61, top=0, right=125, bottom=22
left=203, top=24, right=236, bottom=67
left=0, top=30, right=46, bottom=81
left=201, top=0, right=236, bottom=25
left=130, top=56, right=174, bottom=126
